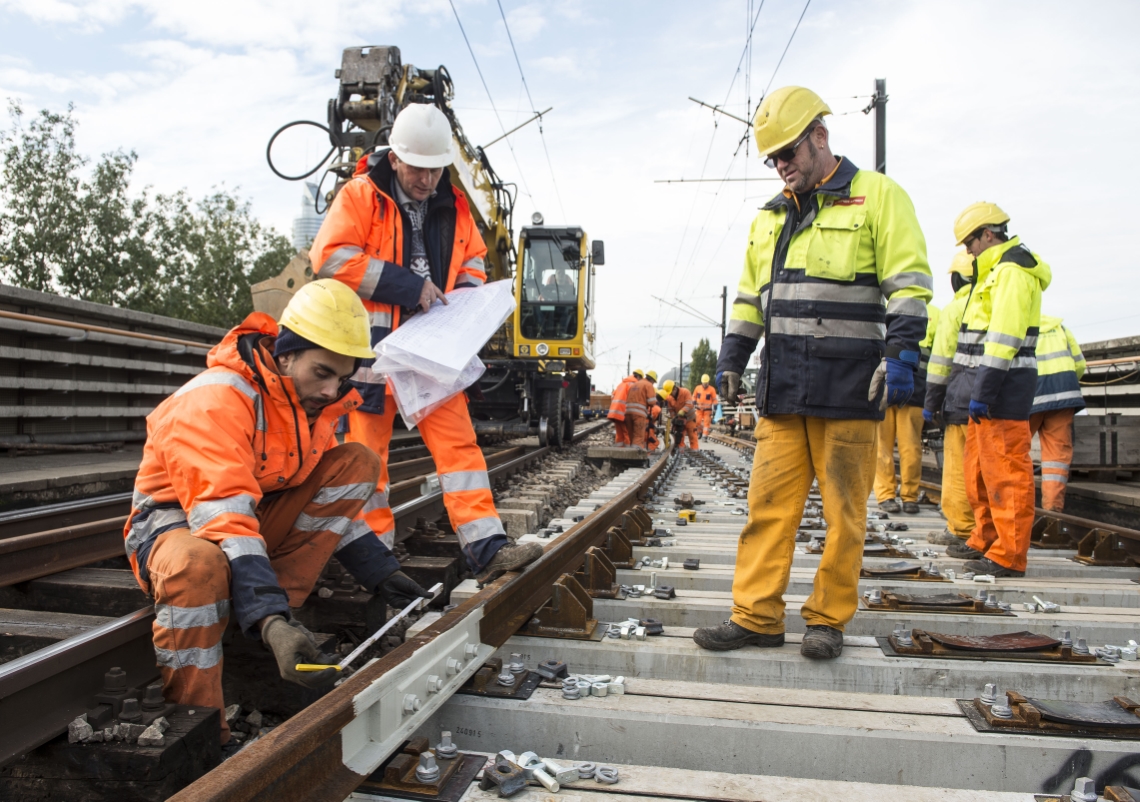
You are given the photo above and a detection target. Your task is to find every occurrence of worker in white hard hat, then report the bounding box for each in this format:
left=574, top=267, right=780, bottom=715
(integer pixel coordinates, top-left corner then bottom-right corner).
left=310, top=102, right=542, bottom=585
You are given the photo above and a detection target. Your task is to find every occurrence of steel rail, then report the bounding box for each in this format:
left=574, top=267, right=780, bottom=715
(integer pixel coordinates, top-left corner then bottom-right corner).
left=0, top=309, right=213, bottom=351
left=171, top=426, right=660, bottom=802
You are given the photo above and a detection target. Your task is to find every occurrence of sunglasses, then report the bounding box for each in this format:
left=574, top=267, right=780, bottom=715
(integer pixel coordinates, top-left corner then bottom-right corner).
left=764, top=124, right=817, bottom=169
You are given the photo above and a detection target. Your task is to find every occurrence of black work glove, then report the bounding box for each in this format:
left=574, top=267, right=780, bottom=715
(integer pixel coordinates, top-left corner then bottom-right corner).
left=261, top=615, right=339, bottom=690
left=718, top=371, right=741, bottom=405
left=378, top=570, right=432, bottom=609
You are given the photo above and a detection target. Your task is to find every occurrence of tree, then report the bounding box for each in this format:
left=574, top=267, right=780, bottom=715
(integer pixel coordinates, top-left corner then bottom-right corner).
left=687, top=338, right=718, bottom=391
left=0, top=101, right=293, bottom=328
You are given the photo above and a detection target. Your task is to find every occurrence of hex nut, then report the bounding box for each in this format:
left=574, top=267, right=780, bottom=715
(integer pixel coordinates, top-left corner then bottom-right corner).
left=1071, top=776, right=1097, bottom=802
left=435, top=731, right=458, bottom=760
left=591, top=682, right=608, bottom=697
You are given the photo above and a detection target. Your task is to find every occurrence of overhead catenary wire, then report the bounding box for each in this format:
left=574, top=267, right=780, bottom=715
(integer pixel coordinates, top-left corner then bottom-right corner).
left=497, top=0, right=568, bottom=222
left=447, top=0, right=535, bottom=201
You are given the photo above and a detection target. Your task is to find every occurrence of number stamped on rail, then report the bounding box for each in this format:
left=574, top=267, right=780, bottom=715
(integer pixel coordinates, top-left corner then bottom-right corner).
left=454, top=726, right=482, bottom=738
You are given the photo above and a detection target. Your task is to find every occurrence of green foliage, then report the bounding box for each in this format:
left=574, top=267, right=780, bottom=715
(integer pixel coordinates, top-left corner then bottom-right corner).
left=687, top=338, right=718, bottom=391
left=0, top=101, right=293, bottom=328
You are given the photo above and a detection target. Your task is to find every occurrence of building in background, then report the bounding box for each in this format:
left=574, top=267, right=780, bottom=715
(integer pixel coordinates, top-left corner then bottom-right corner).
left=291, top=182, right=325, bottom=250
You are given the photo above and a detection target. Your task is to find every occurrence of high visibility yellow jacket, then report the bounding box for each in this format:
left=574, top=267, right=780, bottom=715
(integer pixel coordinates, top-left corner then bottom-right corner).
left=1032, top=315, right=1085, bottom=414
left=925, top=283, right=973, bottom=425
left=946, top=237, right=1052, bottom=421
left=910, top=302, right=940, bottom=408
left=716, top=158, right=932, bottom=420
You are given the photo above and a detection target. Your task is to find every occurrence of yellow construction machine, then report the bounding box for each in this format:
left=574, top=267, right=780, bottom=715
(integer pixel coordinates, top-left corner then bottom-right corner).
left=257, top=46, right=602, bottom=447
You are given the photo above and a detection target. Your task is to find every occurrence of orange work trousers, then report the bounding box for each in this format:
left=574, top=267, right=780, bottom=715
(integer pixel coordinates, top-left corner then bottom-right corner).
left=674, top=418, right=699, bottom=450
left=697, top=409, right=713, bottom=436
left=345, top=390, right=506, bottom=570
left=143, top=443, right=379, bottom=744
left=941, top=423, right=975, bottom=538
left=873, top=405, right=924, bottom=503
left=964, top=418, right=1035, bottom=572
left=647, top=428, right=659, bottom=452
left=1030, top=407, right=1075, bottom=511
left=611, top=417, right=629, bottom=445
left=625, top=414, right=648, bottom=449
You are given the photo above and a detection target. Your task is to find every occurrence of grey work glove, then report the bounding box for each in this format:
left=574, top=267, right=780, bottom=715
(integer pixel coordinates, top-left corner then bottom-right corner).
left=868, top=360, right=889, bottom=412
left=261, top=615, right=338, bottom=690
left=719, top=371, right=741, bottom=406
left=378, top=570, right=432, bottom=609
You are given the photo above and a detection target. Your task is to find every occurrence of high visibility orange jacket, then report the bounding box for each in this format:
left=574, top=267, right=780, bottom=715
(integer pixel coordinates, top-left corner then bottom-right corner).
left=693, top=383, right=718, bottom=411
left=608, top=375, right=637, bottom=421
left=309, top=151, right=488, bottom=413
left=625, top=379, right=655, bottom=418
left=124, top=313, right=398, bottom=635
left=667, top=387, right=695, bottom=418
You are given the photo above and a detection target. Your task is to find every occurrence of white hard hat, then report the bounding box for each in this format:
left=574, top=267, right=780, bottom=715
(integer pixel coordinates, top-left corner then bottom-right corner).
left=388, top=103, right=454, bottom=169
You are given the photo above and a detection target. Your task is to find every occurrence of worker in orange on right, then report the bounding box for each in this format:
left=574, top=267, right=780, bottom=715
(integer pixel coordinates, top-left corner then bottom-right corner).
left=1030, top=316, right=1086, bottom=511
left=693, top=374, right=719, bottom=438
left=945, top=202, right=1050, bottom=578
left=659, top=379, right=699, bottom=450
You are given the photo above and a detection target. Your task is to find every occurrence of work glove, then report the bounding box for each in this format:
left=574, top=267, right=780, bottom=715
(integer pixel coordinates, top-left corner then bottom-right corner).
left=968, top=400, right=990, bottom=424
left=261, top=615, right=339, bottom=690
left=922, top=408, right=933, bottom=423
left=378, top=570, right=432, bottom=609
left=717, top=371, right=741, bottom=405
left=923, top=407, right=945, bottom=429
left=868, top=356, right=916, bottom=411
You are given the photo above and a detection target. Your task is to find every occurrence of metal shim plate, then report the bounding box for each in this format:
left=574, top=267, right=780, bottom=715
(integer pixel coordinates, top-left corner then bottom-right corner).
left=928, top=631, right=1061, bottom=652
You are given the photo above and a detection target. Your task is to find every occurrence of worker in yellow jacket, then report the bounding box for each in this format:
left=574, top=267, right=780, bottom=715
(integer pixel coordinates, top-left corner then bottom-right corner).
left=695, top=86, right=932, bottom=660
left=942, top=203, right=1051, bottom=577
left=1031, top=317, right=1086, bottom=510
left=924, top=250, right=978, bottom=545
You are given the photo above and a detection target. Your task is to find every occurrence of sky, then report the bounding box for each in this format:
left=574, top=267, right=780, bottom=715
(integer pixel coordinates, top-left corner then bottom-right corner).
left=2, top=0, right=1139, bottom=389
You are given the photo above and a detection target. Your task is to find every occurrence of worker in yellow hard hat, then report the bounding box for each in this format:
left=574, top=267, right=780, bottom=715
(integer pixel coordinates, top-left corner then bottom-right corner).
left=924, top=250, right=977, bottom=545
left=693, top=374, right=718, bottom=438
left=124, top=279, right=430, bottom=746
left=659, top=379, right=698, bottom=450
left=936, top=203, right=1050, bottom=578
left=698, top=85, right=933, bottom=661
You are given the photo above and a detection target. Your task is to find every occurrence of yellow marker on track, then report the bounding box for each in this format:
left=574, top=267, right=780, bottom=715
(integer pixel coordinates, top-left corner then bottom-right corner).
left=294, top=664, right=342, bottom=672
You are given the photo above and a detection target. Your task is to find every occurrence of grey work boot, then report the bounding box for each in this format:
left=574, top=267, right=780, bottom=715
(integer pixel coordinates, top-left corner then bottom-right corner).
left=946, top=540, right=983, bottom=560
left=800, top=625, right=844, bottom=659
left=902, top=501, right=921, bottom=515
left=693, top=620, right=785, bottom=651
left=963, top=556, right=1025, bottom=578
left=878, top=499, right=901, bottom=514
left=475, top=541, right=544, bottom=586
left=928, top=528, right=960, bottom=545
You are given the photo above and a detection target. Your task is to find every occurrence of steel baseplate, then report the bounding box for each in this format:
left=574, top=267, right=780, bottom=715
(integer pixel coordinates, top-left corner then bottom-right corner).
left=878, top=630, right=1100, bottom=665
left=1074, top=528, right=1136, bottom=567
left=860, top=561, right=948, bottom=582
left=456, top=658, right=542, bottom=700
left=339, top=606, right=495, bottom=778
left=1030, top=516, right=1080, bottom=549
left=519, top=573, right=605, bottom=640
left=959, top=692, right=1140, bottom=740
left=357, top=738, right=484, bottom=802
left=860, top=591, right=1015, bottom=616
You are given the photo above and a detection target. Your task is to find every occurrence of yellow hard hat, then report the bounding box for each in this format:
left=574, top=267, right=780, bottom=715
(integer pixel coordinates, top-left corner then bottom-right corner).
left=701, top=374, right=710, bottom=384
left=953, top=202, right=1010, bottom=245
left=659, top=379, right=676, bottom=398
left=753, top=86, right=831, bottom=157
left=646, top=370, right=658, bottom=382
left=948, top=249, right=974, bottom=277
left=633, top=369, right=645, bottom=379
left=278, top=279, right=375, bottom=359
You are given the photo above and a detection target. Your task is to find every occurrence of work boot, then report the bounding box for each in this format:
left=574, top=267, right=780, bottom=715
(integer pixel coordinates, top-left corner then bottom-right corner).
left=963, top=556, right=1025, bottom=578
left=928, top=528, right=960, bottom=546
left=800, top=625, right=844, bottom=659
left=902, top=501, right=920, bottom=515
left=693, top=620, right=785, bottom=651
left=475, top=541, right=544, bottom=586
left=878, top=499, right=901, bottom=514
left=946, top=540, right=983, bottom=559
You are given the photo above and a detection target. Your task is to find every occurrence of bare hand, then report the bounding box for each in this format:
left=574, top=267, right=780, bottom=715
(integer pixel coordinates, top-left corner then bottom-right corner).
left=418, top=280, right=448, bottom=313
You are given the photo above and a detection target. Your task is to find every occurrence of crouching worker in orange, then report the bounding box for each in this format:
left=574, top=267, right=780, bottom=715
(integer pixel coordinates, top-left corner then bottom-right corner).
left=659, top=379, right=699, bottom=450
left=123, top=280, right=431, bottom=745
left=646, top=397, right=661, bottom=452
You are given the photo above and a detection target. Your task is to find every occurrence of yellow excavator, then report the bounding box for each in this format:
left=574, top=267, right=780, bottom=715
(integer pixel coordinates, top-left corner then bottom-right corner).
left=256, top=46, right=602, bottom=447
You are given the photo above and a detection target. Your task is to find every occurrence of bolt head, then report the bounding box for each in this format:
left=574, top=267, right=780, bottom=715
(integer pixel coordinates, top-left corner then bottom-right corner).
left=464, top=643, right=478, bottom=659
left=402, top=694, right=421, bottom=714
left=1072, top=776, right=1096, bottom=801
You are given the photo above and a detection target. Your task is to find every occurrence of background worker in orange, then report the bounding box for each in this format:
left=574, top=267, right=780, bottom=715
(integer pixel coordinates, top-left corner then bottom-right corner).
left=608, top=369, right=641, bottom=445
left=624, top=370, right=656, bottom=449
left=945, top=202, right=1051, bottom=578
left=309, top=103, right=541, bottom=584
left=646, top=396, right=661, bottom=452
left=693, top=374, right=719, bottom=437
left=874, top=302, right=939, bottom=515
left=659, top=379, right=699, bottom=450
left=1030, top=315, right=1086, bottom=510
left=124, top=281, right=430, bottom=745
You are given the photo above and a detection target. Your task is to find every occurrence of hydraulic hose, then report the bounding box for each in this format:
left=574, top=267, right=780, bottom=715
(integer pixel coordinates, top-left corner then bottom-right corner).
left=266, top=120, right=336, bottom=181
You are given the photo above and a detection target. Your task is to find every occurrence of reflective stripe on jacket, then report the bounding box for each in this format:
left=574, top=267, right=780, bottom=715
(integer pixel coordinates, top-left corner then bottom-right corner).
left=1032, top=316, right=1085, bottom=414
left=910, top=302, right=940, bottom=408
left=608, top=376, right=636, bottom=421
left=309, top=150, right=488, bottom=414
left=625, top=379, right=655, bottom=418
left=947, top=237, right=1052, bottom=421
left=925, top=284, right=972, bottom=425
left=716, top=158, right=932, bottom=420
left=693, top=384, right=718, bottom=411
left=125, top=313, right=398, bottom=635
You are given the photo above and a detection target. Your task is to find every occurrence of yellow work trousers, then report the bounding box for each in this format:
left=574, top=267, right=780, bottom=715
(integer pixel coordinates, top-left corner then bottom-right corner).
left=941, top=423, right=975, bottom=538
left=873, top=405, right=924, bottom=503
left=731, top=415, right=877, bottom=634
